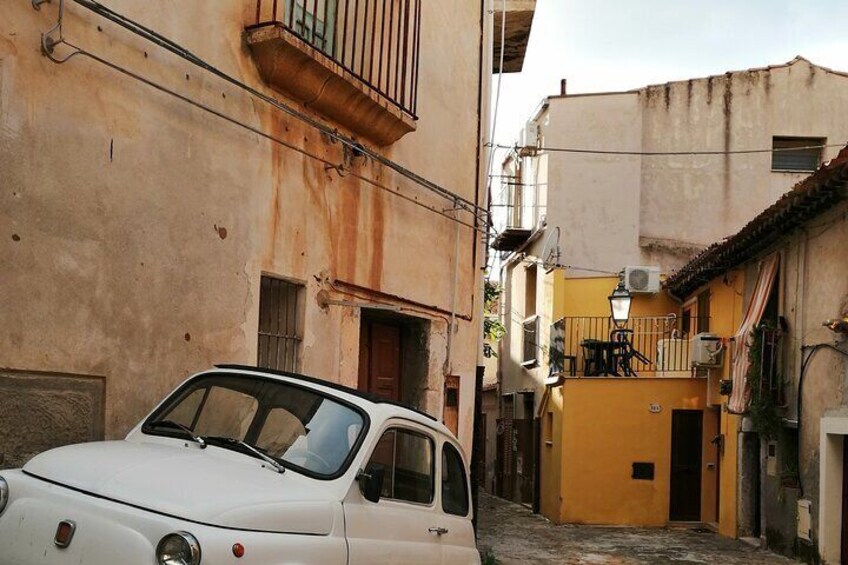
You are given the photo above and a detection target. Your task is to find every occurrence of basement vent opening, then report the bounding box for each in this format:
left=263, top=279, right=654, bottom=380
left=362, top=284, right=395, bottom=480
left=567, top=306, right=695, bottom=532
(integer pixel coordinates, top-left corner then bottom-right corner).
left=632, top=462, right=655, bottom=480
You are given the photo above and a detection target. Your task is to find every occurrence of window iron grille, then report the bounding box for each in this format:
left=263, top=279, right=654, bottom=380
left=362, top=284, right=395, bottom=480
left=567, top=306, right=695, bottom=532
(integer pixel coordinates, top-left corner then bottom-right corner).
left=258, top=276, right=304, bottom=373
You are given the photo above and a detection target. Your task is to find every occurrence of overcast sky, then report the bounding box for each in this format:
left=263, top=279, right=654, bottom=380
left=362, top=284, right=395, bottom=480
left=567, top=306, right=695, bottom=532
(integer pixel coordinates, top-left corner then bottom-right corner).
left=492, top=0, right=848, bottom=150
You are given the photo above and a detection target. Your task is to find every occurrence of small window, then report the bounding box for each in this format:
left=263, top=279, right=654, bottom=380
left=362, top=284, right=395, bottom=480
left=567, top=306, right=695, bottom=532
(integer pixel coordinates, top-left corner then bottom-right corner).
left=522, top=316, right=540, bottom=367
left=696, top=290, right=710, bottom=334
left=525, top=265, right=537, bottom=318
left=258, top=276, right=304, bottom=373
left=365, top=428, right=434, bottom=505
left=772, top=137, right=825, bottom=172
left=442, top=443, right=469, bottom=516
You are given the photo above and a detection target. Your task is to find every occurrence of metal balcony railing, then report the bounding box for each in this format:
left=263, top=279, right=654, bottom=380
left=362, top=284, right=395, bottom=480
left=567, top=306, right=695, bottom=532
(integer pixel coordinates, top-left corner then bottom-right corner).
left=251, top=0, right=422, bottom=117
left=550, top=316, right=711, bottom=377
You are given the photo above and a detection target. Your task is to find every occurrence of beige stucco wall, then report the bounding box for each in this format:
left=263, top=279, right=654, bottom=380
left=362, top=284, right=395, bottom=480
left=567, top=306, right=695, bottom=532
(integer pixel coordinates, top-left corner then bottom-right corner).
left=540, top=92, right=644, bottom=276
left=777, top=201, right=848, bottom=544
left=640, top=59, right=848, bottom=253
left=0, top=0, right=488, bottom=455
left=525, top=58, right=848, bottom=278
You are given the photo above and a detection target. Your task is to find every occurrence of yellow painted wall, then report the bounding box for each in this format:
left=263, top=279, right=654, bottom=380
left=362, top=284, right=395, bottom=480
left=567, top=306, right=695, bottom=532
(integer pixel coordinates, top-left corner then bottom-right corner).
left=554, top=274, right=679, bottom=320
left=539, top=385, right=564, bottom=519
left=719, top=412, right=740, bottom=537
left=681, top=269, right=746, bottom=538
left=553, top=378, right=716, bottom=526
left=539, top=271, right=744, bottom=532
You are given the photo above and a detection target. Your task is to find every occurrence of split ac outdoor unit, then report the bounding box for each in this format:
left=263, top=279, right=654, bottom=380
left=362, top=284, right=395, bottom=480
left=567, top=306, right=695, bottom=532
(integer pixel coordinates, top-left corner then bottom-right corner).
left=623, top=266, right=661, bottom=294
left=520, top=121, right=539, bottom=149
left=691, top=333, right=724, bottom=367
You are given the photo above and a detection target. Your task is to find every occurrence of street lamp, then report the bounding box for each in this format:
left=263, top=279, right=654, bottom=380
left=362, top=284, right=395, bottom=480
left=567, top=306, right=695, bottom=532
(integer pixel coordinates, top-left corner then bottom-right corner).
left=609, top=280, right=632, bottom=328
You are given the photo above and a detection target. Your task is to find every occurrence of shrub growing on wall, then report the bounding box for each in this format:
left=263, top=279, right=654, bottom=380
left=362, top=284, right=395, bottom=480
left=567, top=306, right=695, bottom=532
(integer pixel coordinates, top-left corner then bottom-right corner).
left=746, top=323, right=783, bottom=441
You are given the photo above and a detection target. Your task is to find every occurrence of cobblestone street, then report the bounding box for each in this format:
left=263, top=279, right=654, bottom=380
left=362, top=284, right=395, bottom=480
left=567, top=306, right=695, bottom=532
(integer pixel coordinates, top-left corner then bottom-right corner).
left=477, top=493, right=795, bottom=564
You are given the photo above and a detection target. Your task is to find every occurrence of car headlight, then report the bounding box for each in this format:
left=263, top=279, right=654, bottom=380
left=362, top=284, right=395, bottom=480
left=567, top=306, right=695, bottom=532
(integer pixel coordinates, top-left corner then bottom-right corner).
left=0, top=476, right=8, bottom=515
left=156, top=531, right=201, bottom=565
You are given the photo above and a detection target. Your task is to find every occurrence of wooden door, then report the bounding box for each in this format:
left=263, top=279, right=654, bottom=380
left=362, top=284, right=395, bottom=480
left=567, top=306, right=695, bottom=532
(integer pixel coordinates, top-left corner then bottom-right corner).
left=359, top=321, right=402, bottom=402
left=842, top=436, right=848, bottom=563
left=670, top=410, right=703, bottom=522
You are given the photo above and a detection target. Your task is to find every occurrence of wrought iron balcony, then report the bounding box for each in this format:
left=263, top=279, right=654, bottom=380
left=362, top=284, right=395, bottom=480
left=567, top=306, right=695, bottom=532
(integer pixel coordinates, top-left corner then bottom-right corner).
left=549, top=316, right=711, bottom=377
left=247, top=0, right=421, bottom=145
left=490, top=176, right=540, bottom=252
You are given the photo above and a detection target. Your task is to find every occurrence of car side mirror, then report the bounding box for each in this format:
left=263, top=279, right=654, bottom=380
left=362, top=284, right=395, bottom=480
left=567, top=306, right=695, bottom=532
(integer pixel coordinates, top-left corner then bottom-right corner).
left=357, top=466, right=385, bottom=503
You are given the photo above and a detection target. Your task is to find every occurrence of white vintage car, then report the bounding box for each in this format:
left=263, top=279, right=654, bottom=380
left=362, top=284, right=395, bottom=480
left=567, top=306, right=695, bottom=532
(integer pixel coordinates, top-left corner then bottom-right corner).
left=0, top=365, right=480, bottom=564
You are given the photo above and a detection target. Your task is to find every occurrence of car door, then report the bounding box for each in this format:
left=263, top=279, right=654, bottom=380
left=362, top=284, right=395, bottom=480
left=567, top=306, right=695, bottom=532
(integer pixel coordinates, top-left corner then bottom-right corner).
left=438, top=439, right=480, bottom=564
left=344, top=422, right=443, bottom=565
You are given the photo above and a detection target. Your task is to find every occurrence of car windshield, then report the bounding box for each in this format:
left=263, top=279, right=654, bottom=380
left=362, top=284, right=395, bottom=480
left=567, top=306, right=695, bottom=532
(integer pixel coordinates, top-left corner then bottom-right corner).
left=144, top=373, right=367, bottom=478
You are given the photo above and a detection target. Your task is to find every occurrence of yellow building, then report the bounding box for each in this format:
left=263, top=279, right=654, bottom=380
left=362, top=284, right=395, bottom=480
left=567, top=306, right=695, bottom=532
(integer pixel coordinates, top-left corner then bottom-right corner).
left=538, top=272, right=745, bottom=535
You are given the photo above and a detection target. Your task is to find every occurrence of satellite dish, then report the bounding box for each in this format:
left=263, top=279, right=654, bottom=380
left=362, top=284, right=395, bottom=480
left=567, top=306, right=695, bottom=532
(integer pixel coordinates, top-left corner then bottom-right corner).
left=540, top=227, right=562, bottom=273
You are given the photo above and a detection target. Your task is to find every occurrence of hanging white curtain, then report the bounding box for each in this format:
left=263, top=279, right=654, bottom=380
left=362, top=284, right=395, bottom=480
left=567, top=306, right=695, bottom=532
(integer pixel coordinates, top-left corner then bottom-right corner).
left=727, top=254, right=780, bottom=414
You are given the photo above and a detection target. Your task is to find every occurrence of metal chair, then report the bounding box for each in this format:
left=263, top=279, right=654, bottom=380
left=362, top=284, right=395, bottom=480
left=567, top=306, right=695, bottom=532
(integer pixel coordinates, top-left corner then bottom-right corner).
left=609, top=329, right=651, bottom=377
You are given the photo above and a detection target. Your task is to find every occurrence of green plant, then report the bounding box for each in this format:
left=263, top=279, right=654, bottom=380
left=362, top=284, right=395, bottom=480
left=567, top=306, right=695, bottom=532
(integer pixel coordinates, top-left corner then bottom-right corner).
left=483, top=280, right=506, bottom=358
left=480, top=551, right=499, bottom=565
left=746, top=323, right=782, bottom=441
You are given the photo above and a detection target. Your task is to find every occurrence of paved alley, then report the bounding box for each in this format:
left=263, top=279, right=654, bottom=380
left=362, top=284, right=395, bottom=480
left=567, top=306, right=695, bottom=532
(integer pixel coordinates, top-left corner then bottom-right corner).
left=477, top=493, right=795, bottom=564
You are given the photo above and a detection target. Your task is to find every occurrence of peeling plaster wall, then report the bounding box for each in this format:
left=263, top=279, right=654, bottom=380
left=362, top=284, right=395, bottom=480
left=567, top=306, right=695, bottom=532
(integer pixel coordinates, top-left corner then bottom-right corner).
left=0, top=0, right=486, bottom=460
left=773, top=201, right=848, bottom=557
left=723, top=201, right=848, bottom=555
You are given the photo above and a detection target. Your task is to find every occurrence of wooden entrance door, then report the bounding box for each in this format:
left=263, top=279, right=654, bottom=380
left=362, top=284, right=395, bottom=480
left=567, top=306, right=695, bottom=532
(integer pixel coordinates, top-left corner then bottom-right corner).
left=359, top=320, right=402, bottom=402
left=842, top=436, right=848, bottom=563
left=670, top=410, right=703, bottom=522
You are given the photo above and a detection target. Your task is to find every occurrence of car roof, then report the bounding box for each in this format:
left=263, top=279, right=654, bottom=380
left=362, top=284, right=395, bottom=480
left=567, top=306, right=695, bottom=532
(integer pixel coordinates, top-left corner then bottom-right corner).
left=211, top=365, right=453, bottom=438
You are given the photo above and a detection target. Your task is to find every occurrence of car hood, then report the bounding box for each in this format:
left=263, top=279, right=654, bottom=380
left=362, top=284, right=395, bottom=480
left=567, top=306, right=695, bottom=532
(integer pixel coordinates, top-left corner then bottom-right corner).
left=23, top=440, right=340, bottom=534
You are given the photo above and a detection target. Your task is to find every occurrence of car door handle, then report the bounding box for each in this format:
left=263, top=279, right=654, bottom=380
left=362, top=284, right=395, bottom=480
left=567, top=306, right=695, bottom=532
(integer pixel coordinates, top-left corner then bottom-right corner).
left=428, top=527, right=449, bottom=536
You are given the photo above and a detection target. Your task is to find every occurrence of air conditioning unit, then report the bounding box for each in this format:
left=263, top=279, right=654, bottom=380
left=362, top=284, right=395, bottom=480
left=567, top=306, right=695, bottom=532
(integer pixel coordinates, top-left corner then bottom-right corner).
left=623, top=266, right=661, bottom=293
left=520, top=121, right=539, bottom=149
left=691, top=333, right=724, bottom=367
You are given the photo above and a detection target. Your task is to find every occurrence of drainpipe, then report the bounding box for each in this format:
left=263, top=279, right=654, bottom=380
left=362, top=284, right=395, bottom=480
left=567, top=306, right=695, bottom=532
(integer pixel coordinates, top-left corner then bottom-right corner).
left=471, top=0, right=492, bottom=536
left=445, top=204, right=462, bottom=375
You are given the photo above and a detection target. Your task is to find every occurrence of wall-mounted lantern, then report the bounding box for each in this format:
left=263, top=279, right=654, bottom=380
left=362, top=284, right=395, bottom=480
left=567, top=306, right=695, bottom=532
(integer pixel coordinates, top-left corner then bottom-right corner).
left=608, top=280, right=632, bottom=328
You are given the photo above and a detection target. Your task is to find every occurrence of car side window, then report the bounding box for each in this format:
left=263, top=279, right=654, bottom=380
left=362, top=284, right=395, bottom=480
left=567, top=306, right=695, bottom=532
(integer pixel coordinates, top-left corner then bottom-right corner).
left=441, top=443, right=469, bottom=516
left=365, top=428, right=434, bottom=504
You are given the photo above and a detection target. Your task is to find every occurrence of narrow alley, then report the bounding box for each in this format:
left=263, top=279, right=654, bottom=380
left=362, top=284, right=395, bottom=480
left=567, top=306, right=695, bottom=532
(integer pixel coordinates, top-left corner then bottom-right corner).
left=477, top=493, right=794, bottom=564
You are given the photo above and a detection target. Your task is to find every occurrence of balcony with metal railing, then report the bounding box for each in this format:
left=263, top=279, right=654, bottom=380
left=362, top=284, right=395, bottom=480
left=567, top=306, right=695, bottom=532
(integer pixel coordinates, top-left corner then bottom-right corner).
left=246, top=0, right=421, bottom=146
left=490, top=175, right=541, bottom=252
left=549, top=316, right=712, bottom=378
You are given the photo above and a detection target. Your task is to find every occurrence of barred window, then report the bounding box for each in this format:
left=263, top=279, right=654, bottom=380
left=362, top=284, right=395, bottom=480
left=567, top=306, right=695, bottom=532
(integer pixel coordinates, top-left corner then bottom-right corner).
left=258, top=276, right=304, bottom=373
